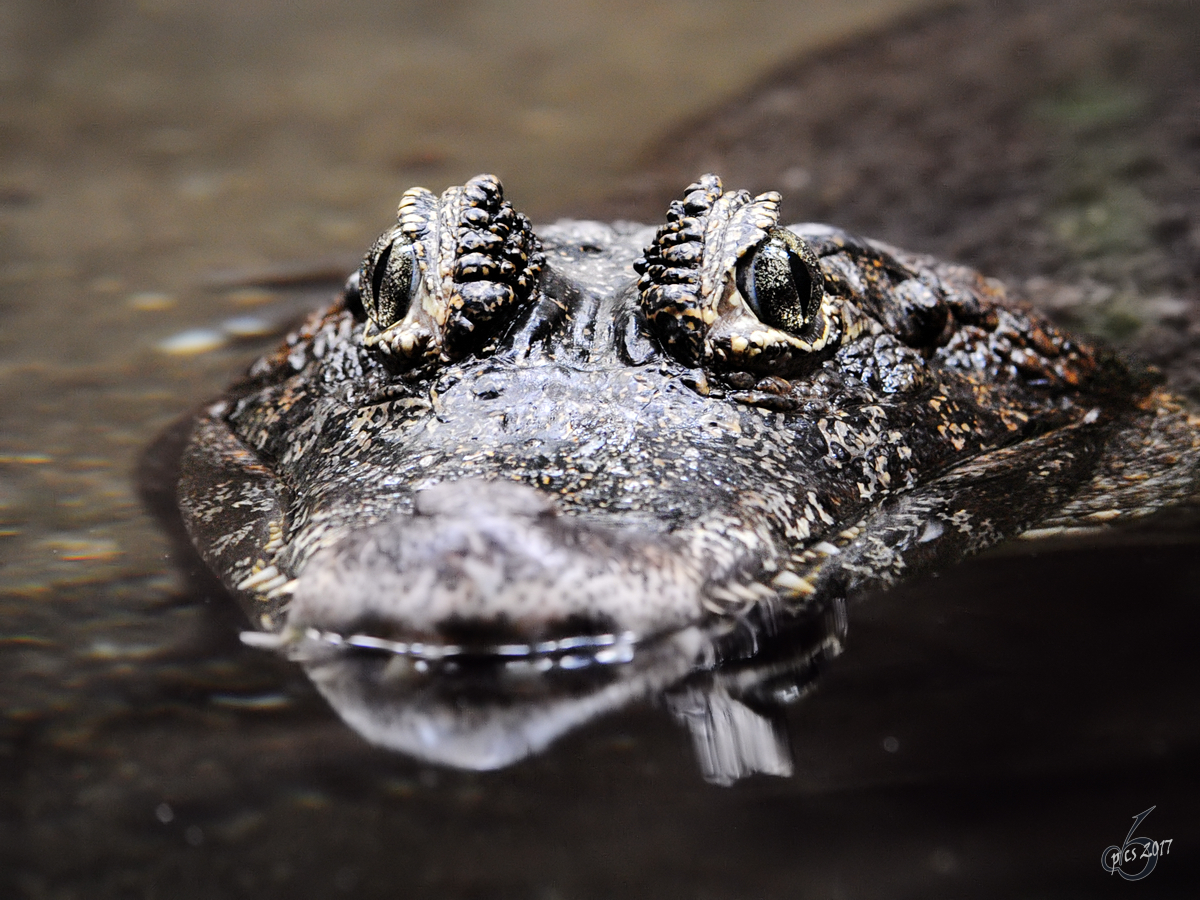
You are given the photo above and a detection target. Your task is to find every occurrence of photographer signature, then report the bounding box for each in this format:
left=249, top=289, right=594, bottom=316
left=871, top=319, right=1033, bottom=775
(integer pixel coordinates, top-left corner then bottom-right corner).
left=1101, top=806, right=1173, bottom=881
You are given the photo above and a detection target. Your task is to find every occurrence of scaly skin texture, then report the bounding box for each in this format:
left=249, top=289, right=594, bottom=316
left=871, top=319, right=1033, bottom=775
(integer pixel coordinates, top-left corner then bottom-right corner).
left=179, top=175, right=1200, bottom=659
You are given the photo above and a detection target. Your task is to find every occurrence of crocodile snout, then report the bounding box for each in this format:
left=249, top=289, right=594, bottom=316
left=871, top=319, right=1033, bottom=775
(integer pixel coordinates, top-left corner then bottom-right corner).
left=287, top=479, right=706, bottom=647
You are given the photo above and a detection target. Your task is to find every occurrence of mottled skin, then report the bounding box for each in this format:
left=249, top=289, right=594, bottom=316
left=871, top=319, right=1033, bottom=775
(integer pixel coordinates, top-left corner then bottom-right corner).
left=178, top=174, right=1199, bottom=768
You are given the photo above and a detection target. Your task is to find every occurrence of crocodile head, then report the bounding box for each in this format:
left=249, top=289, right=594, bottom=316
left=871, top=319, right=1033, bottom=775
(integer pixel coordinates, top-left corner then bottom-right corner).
left=177, top=174, right=1199, bottom=769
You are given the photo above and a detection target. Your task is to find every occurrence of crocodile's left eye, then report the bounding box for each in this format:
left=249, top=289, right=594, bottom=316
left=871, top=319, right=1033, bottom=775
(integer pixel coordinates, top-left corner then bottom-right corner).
left=359, top=226, right=420, bottom=330
left=735, top=228, right=823, bottom=336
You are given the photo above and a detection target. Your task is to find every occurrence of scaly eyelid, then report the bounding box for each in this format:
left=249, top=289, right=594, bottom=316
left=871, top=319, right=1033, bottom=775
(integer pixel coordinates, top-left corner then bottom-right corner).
left=356, top=174, right=544, bottom=370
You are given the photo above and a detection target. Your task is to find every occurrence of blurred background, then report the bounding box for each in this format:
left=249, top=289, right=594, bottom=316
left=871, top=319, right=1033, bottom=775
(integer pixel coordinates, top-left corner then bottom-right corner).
left=2, top=0, right=1199, bottom=897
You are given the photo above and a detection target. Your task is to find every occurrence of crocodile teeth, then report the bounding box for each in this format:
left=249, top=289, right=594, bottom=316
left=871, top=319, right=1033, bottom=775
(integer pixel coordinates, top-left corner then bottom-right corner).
left=237, top=565, right=280, bottom=591
left=770, top=570, right=816, bottom=596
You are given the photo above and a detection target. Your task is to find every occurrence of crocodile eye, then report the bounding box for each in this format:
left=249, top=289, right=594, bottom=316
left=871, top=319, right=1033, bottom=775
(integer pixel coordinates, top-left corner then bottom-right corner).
left=359, top=227, right=420, bottom=329
left=735, top=228, right=823, bottom=335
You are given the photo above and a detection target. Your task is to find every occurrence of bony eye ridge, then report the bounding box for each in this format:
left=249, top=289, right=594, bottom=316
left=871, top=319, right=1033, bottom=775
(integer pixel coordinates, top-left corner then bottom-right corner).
left=735, top=227, right=824, bottom=337
left=352, top=174, right=545, bottom=368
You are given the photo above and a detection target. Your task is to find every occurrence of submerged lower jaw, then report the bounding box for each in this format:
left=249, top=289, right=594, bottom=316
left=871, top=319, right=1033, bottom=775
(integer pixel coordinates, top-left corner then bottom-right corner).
left=241, top=625, right=640, bottom=670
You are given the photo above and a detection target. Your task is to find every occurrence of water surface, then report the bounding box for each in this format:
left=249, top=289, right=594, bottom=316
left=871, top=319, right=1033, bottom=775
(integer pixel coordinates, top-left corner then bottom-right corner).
left=3, top=1, right=1198, bottom=897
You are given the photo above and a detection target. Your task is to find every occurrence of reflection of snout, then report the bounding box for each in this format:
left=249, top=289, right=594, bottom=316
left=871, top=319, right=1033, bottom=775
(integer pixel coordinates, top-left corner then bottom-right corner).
left=287, top=479, right=705, bottom=644
left=302, top=626, right=709, bottom=770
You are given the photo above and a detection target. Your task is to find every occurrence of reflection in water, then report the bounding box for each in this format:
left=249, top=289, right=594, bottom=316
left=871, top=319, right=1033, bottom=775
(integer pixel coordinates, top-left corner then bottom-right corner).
left=669, top=686, right=793, bottom=786
left=245, top=600, right=845, bottom=783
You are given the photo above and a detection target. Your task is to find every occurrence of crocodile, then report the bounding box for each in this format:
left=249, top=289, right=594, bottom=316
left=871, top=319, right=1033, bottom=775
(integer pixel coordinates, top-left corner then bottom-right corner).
left=177, top=174, right=1200, bottom=776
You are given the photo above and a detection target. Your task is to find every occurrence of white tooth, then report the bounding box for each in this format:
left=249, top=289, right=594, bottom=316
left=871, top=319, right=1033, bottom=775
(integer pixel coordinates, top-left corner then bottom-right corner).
left=265, top=579, right=299, bottom=599
left=726, top=582, right=760, bottom=602
left=771, top=570, right=816, bottom=595
left=705, top=586, right=741, bottom=605
left=748, top=582, right=777, bottom=600
left=239, top=631, right=287, bottom=649
left=236, top=565, right=279, bottom=591
left=255, top=574, right=289, bottom=594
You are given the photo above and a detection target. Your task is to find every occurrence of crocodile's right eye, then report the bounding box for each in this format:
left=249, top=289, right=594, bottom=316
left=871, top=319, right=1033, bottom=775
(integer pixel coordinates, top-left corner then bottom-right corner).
left=359, top=226, right=420, bottom=330
left=735, top=227, right=823, bottom=338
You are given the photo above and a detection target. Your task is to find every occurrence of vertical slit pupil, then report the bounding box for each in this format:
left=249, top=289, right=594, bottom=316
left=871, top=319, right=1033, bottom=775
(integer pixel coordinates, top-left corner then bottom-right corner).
left=371, top=239, right=394, bottom=308
left=734, top=230, right=822, bottom=336
left=788, top=253, right=814, bottom=318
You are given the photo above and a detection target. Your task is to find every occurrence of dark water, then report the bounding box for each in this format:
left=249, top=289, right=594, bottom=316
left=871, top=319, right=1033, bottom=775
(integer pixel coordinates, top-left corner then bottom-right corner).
left=4, top=1, right=1199, bottom=897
